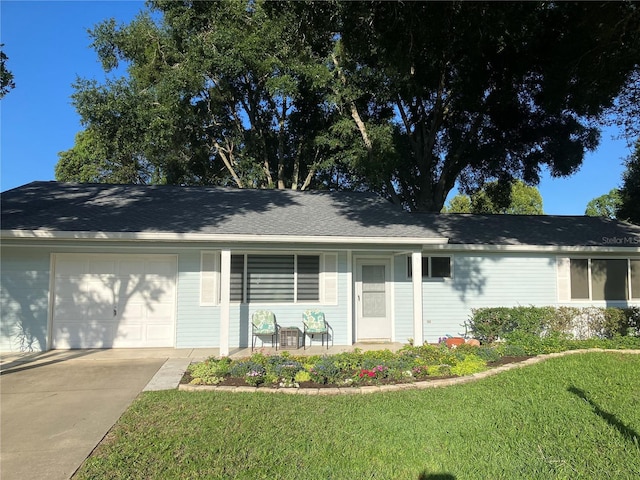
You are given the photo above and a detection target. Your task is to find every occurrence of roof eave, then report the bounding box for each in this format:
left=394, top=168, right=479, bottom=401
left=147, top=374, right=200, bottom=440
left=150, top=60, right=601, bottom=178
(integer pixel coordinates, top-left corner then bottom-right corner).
left=0, top=229, right=448, bottom=246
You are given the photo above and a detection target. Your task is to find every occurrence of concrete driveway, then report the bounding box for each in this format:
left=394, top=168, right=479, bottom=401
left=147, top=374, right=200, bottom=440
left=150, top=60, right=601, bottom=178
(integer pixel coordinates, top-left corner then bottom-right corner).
left=0, top=349, right=202, bottom=480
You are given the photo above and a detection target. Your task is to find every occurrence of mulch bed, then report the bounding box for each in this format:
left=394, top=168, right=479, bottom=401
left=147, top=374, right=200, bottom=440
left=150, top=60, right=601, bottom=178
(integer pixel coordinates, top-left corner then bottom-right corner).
left=180, top=356, right=533, bottom=389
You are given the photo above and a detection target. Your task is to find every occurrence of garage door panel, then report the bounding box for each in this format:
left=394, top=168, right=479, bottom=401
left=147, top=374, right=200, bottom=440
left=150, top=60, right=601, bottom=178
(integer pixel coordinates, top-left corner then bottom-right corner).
left=115, top=324, right=144, bottom=343
left=54, top=321, right=117, bottom=349
left=146, top=324, right=173, bottom=342
left=88, top=259, right=117, bottom=275
left=53, top=255, right=176, bottom=349
left=54, top=258, right=88, bottom=276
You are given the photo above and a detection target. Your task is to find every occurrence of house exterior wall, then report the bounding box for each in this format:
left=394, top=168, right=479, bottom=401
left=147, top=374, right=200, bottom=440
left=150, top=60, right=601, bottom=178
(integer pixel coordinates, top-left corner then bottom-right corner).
left=421, top=252, right=557, bottom=342
left=0, top=247, right=51, bottom=352
left=419, top=252, right=640, bottom=343
left=0, top=245, right=351, bottom=351
left=2, top=244, right=638, bottom=352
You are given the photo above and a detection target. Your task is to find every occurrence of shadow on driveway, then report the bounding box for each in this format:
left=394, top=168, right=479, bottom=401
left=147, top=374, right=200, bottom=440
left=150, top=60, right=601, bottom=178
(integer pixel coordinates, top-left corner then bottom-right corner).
left=0, top=353, right=165, bottom=480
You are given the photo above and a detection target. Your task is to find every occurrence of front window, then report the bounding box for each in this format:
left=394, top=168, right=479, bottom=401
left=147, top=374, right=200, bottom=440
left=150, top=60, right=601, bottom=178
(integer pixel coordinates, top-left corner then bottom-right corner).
left=231, top=254, right=320, bottom=303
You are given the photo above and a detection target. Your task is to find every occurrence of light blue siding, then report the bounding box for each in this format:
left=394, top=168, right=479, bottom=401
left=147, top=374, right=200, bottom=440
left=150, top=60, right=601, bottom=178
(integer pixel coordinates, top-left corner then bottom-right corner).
left=422, top=253, right=557, bottom=342
left=393, top=255, right=414, bottom=343
left=0, top=247, right=51, bottom=351
left=175, top=251, right=219, bottom=348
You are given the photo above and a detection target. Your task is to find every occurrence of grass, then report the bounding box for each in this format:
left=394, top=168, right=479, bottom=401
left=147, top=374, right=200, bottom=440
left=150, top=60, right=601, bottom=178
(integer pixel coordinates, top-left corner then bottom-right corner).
left=74, top=352, right=640, bottom=479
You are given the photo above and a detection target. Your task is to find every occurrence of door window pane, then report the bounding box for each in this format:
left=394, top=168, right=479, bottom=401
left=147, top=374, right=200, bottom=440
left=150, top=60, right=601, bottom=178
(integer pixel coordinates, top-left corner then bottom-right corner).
left=362, top=265, right=386, bottom=317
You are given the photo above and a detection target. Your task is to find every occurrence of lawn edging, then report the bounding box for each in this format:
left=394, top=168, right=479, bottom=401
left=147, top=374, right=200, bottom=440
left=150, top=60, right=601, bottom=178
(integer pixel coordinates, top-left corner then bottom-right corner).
left=177, top=348, right=640, bottom=395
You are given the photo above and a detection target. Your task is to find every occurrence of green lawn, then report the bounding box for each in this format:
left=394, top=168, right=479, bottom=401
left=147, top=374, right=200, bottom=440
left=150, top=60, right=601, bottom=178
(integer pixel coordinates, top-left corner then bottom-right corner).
left=74, top=352, right=640, bottom=479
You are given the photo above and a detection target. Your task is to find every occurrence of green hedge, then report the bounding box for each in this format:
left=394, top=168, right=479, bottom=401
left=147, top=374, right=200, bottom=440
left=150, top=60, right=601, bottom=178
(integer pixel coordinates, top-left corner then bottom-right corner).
left=467, top=306, right=640, bottom=343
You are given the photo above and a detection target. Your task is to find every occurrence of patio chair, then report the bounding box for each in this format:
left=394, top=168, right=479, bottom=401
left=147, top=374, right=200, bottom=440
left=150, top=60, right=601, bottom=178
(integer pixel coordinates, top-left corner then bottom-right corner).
left=251, top=310, right=278, bottom=351
left=302, top=310, right=332, bottom=349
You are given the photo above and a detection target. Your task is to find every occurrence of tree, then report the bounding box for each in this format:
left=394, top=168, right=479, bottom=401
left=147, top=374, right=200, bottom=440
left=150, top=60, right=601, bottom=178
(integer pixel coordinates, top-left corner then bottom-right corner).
left=60, top=1, right=640, bottom=209
left=617, top=139, right=640, bottom=224
left=0, top=44, right=15, bottom=99
left=585, top=189, right=622, bottom=219
left=323, top=1, right=640, bottom=211
left=443, top=180, right=544, bottom=214
left=58, top=1, right=341, bottom=189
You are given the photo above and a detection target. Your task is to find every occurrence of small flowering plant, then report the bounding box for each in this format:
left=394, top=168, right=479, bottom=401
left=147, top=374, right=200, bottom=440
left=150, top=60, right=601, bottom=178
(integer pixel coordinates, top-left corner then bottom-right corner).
left=356, top=364, right=389, bottom=384
left=245, top=367, right=266, bottom=386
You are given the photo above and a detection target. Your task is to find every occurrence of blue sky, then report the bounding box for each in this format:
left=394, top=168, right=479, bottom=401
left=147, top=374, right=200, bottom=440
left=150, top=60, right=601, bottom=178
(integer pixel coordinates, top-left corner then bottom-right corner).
left=1, top=0, right=635, bottom=215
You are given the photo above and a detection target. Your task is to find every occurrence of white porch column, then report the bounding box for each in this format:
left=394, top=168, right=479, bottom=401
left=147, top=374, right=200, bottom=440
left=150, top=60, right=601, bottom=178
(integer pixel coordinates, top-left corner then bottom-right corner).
left=219, top=248, right=231, bottom=357
left=411, top=250, right=424, bottom=346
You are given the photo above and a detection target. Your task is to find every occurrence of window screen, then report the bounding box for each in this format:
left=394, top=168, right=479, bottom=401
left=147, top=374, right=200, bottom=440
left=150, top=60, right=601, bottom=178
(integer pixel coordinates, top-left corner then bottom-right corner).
left=631, top=260, right=640, bottom=299
left=431, top=257, right=452, bottom=278
left=570, top=259, right=589, bottom=300
left=591, top=259, right=628, bottom=301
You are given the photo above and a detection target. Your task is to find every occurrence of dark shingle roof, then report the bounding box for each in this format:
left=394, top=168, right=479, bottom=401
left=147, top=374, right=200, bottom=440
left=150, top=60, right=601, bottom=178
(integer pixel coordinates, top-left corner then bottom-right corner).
left=0, top=181, right=442, bottom=240
left=415, top=213, right=640, bottom=248
left=2, top=181, right=639, bottom=248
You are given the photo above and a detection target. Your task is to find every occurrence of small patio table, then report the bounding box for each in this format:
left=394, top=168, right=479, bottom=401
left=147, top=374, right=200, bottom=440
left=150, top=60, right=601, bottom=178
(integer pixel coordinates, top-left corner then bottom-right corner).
left=280, top=327, right=301, bottom=349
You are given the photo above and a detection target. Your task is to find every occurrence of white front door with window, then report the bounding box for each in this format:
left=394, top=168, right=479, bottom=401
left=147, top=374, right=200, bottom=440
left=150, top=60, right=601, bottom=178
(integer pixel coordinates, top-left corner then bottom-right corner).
left=355, top=258, right=391, bottom=341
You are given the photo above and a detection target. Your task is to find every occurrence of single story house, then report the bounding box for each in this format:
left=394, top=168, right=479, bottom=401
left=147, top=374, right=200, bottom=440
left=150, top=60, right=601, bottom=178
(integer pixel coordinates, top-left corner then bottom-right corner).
left=1, top=181, right=639, bottom=354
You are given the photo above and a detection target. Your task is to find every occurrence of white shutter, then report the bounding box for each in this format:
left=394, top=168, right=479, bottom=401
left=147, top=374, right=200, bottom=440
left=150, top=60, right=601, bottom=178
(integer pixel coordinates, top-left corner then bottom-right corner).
left=322, top=253, right=338, bottom=304
left=200, top=252, right=219, bottom=305
left=556, top=256, right=571, bottom=302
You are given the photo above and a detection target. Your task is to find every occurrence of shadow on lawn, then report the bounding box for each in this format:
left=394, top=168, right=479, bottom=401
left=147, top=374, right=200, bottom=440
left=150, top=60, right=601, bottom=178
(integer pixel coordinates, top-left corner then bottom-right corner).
left=568, top=386, right=640, bottom=445
left=418, top=473, right=455, bottom=480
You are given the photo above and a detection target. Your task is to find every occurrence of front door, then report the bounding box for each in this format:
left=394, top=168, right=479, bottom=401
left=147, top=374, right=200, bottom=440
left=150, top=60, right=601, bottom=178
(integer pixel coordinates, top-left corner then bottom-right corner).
left=355, top=259, right=391, bottom=341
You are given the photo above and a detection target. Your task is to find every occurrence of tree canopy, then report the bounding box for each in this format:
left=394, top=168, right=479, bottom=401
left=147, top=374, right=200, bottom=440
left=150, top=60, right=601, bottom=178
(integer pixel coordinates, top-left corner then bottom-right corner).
left=57, top=1, right=640, bottom=211
left=442, top=180, right=544, bottom=215
left=585, top=188, right=622, bottom=219
left=617, top=139, right=640, bottom=225
left=0, top=44, right=15, bottom=99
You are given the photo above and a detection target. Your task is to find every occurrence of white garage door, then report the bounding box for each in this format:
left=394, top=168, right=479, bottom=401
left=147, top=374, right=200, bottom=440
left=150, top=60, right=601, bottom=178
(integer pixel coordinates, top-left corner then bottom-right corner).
left=53, top=254, right=177, bottom=348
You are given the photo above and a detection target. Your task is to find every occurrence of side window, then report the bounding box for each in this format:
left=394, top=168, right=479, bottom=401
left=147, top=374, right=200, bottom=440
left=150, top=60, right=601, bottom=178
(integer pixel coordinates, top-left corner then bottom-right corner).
left=431, top=257, right=451, bottom=278
left=407, top=256, right=451, bottom=278
left=631, top=259, right=640, bottom=299
left=569, top=258, right=633, bottom=301
left=570, top=259, right=589, bottom=300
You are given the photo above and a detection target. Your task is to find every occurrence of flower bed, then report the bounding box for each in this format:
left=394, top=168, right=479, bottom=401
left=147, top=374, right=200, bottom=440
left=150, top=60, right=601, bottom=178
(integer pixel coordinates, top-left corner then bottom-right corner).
left=182, top=334, right=640, bottom=390
left=182, top=343, right=522, bottom=389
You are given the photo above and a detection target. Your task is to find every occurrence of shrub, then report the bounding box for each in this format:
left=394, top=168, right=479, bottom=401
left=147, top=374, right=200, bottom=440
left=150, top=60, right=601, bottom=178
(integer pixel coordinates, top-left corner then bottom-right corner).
left=426, top=364, right=451, bottom=376
left=274, top=360, right=304, bottom=380
left=294, top=370, right=312, bottom=383
left=450, top=354, right=487, bottom=376
left=308, top=356, right=342, bottom=384
left=229, top=361, right=264, bottom=378
left=468, top=306, right=638, bottom=343
left=625, top=307, right=640, bottom=336
left=188, top=358, right=231, bottom=385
